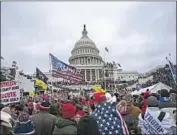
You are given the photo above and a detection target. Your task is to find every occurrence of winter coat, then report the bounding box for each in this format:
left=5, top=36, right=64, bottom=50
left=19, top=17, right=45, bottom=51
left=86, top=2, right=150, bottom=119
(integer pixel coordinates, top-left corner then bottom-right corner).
left=77, top=115, right=101, bottom=135
left=30, top=111, right=57, bottom=135
left=129, top=105, right=141, bottom=118
left=52, top=117, right=77, bottom=135
left=14, top=120, right=35, bottom=135
left=122, top=114, right=139, bottom=135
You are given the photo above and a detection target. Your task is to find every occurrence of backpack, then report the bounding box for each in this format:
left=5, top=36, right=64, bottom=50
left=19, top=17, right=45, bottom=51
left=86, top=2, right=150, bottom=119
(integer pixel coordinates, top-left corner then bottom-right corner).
left=141, top=111, right=166, bottom=122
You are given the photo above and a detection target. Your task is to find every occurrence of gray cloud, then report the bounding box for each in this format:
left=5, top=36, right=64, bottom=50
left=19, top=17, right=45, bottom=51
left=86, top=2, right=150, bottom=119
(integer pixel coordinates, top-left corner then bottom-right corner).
left=1, top=2, right=176, bottom=73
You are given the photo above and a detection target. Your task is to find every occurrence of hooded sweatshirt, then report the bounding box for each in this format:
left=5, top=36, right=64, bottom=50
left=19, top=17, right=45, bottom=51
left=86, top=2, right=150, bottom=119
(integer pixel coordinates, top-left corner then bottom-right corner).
left=50, top=103, right=77, bottom=135
left=52, top=117, right=77, bottom=135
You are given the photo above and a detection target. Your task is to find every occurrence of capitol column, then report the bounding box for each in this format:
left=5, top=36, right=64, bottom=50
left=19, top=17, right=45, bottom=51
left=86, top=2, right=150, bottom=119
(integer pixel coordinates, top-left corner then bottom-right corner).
left=97, top=69, right=99, bottom=81
left=90, top=69, right=92, bottom=82
left=95, top=69, right=97, bottom=82
left=85, top=69, right=87, bottom=82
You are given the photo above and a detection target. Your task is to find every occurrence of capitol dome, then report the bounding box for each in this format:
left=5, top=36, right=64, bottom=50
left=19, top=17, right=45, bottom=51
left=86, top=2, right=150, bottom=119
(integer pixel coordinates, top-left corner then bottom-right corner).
left=69, top=25, right=103, bottom=82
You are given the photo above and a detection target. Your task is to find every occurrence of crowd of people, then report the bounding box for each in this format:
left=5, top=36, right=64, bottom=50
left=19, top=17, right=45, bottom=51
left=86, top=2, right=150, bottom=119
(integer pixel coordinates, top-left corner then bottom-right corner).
left=140, top=64, right=176, bottom=89
left=0, top=88, right=176, bottom=135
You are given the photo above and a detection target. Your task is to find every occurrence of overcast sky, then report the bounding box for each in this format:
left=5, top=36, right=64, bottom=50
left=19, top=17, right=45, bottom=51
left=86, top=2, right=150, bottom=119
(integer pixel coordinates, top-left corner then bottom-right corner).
left=1, top=2, right=176, bottom=74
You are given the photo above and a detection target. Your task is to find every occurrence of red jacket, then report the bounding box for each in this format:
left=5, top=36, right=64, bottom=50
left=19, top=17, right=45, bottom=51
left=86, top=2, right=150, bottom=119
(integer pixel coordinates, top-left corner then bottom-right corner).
left=141, top=99, right=148, bottom=113
left=27, top=102, right=34, bottom=110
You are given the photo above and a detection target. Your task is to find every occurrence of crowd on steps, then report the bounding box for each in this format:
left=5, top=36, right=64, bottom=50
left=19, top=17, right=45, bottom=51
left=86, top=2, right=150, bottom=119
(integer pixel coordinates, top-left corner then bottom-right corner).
left=0, top=89, right=176, bottom=135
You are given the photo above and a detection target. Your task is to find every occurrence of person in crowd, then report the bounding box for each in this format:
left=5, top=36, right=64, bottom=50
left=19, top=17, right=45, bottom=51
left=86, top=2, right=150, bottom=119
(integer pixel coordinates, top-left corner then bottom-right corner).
left=31, top=100, right=57, bottom=135
left=52, top=103, right=77, bottom=135
left=140, top=91, right=149, bottom=113
left=1, top=107, right=16, bottom=127
left=170, top=93, right=177, bottom=104
left=14, top=112, right=35, bottom=135
left=92, top=92, right=107, bottom=106
left=0, top=111, right=14, bottom=135
left=15, top=104, right=24, bottom=119
left=1, top=107, right=11, bottom=115
left=27, top=97, right=34, bottom=115
left=136, top=93, right=144, bottom=109
left=144, top=89, right=151, bottom=98
left=82, top=105, right=91, bottom=115
left=138, top=96, right=176, bottom=134
left=91, top=100, right=129, bottom=135
left=19, top=100, right=29, bottom=114
left=158, top=89, right=176, bottom=116
left=33, top=101, right=40, bottom=114
left=49, top=103, right=60, bottom=117
left=77, top=115, right=101, bottom=135
left=74, top=110, right=85, bottom=124
left=122, top=94, right=141, bottom=117
left=10, top=104, right=17, bottom=120
left=117, top=100, right=139, bottom=135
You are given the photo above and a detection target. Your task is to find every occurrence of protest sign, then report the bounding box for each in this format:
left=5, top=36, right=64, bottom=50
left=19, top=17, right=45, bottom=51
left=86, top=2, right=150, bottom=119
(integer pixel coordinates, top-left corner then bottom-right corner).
left=141, top=108, right=167, bottom=134
left=0, top=81, right=21, bottom=105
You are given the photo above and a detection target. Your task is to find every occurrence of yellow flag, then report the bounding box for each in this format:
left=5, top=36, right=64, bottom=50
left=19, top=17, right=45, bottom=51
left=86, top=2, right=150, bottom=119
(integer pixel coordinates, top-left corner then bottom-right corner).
left=29, top=91, right=35, bottom=97
left=93, top=86, right=106, bottom=94
left=35, top=79, right=47, bottom=90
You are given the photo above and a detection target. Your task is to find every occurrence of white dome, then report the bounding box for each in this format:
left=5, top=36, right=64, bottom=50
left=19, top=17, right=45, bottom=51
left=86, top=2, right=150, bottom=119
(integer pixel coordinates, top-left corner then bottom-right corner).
left=68, top=25, right=103, bottom=82
left=69, top=24, right=103, bottom=66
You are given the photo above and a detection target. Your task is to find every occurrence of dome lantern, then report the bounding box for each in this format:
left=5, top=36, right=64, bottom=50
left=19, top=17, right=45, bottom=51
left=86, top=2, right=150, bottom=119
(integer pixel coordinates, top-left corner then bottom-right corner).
left=82, top=24, right=88, bottom=38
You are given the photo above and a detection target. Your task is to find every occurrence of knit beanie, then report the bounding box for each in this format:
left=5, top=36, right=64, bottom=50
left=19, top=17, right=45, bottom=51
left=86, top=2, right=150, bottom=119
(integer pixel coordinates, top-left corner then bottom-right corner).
left=14, top=112, right=35, bottom=135
left=62, top=103, right=76, bottom=119
left=18, top=112, right=30, bottom=123
left=93, top=92, right=106, bottom=103
left=39, top=101, right=50, bottom=111
left=147, top=96, right=158, bottom=107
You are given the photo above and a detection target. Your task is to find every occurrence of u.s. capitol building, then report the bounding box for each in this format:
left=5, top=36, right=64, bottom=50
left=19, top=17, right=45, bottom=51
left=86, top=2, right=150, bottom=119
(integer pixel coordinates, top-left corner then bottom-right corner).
left=69, top=25, right=103, bottom=82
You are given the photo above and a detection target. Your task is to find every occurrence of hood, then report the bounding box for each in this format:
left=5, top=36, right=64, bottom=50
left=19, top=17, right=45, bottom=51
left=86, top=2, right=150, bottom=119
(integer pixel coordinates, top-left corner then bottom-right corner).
left=49, top=104, right=60, bottom=116
left=105, top=93, right=112, bottom=103
left=56, top=117, right=76, bottom=128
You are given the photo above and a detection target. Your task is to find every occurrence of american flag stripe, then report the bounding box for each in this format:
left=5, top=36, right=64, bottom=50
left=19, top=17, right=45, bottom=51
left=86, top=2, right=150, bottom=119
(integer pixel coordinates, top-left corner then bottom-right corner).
left=52, top=70, right=83, bottom=82
left=50, top=53, right=83, bottom=82
left=116, top=109, right=129, bottom=135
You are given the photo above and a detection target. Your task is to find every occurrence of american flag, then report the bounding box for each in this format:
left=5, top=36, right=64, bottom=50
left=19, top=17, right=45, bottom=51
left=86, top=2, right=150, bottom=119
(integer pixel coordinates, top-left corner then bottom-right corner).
left=166, top=57, right=176, bottom=84
left=91, top=102, right=129, bottom=135
left=49, top=53, right=82, bottom=82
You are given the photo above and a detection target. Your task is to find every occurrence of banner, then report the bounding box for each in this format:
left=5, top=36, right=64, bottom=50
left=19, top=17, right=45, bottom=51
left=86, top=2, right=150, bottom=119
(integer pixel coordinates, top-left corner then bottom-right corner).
left=141, top=108, right=167, bottom=134
left=0, top=81, right=21, bottom=105
left=49, top=53, right=83, bottom=82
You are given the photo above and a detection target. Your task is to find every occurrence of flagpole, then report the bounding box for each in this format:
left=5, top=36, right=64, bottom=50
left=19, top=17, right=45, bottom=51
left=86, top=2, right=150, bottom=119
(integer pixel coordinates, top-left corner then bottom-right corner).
left=103, top=50, right=106, bottom=90
left=169, top=53, right=172, bottom=62
left=166, top=56, right=176, bottom=85
left=113, top=63, right=116, bottom=91
left=49, top=53, right=53, bottom=96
